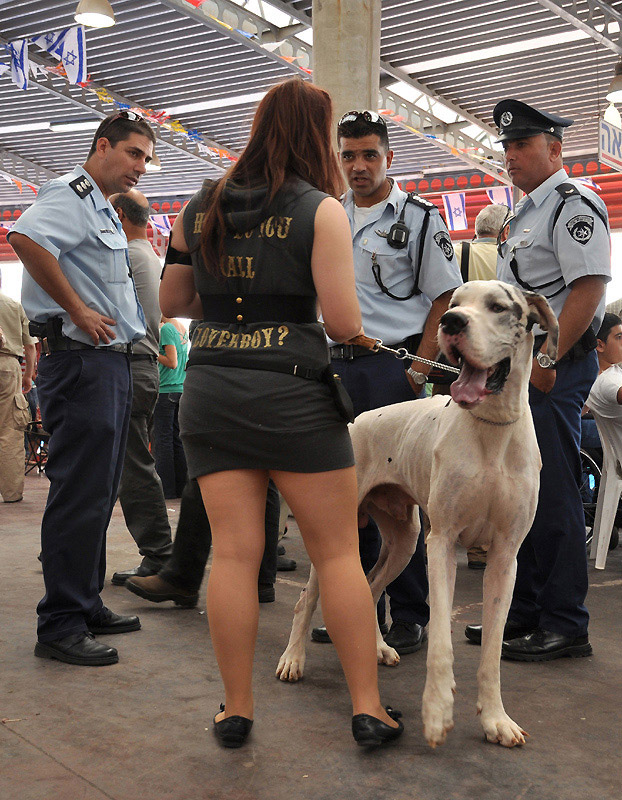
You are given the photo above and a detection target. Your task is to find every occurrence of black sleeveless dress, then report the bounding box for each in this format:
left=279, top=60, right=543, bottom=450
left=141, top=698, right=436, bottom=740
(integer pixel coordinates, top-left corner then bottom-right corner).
left=178, top=177, right=354, bottom=477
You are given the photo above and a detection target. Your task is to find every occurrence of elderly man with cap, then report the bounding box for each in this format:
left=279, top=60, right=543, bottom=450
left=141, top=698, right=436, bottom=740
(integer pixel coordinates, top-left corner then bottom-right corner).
left=465, top=99, right=611, bottom=661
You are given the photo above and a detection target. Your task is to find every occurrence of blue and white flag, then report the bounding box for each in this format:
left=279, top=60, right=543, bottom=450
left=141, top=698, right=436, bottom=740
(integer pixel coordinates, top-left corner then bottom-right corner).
left=31, top=25, right=87, bottom=84
left=7, top=39, right=28, bottom=90
left=442, top=192, right=468, bottom=231
left=150, top=215, right=172, bottom=237
left=485, top=186, right=513, bottom=209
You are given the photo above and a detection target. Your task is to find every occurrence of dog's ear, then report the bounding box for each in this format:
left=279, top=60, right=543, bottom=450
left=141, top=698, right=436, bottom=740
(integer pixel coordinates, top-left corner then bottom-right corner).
left=522, top=291, right=559, bottom=361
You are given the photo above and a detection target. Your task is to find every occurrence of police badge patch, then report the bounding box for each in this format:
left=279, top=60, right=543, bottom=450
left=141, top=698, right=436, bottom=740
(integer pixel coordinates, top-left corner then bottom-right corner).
left=566, top=214, right=594, bottom=245
left=433, top=231, right=454, bottom=260
left=500, top=111, right=513, bottom=127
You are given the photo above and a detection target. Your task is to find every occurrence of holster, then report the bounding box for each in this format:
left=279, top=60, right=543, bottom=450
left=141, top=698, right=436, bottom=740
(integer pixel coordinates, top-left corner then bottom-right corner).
left=322, top=366, right=355, bottom=423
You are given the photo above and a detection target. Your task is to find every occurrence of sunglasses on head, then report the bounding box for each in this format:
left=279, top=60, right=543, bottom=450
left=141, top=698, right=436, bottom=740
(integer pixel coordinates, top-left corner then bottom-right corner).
left=338, top=110, right=387, bottom=127
left=98, top=109, right=145, bottom=136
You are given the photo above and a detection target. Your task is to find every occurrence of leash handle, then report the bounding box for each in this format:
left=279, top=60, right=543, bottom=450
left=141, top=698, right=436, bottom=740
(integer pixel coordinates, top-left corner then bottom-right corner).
left=344, top=333, right=381, bottom=351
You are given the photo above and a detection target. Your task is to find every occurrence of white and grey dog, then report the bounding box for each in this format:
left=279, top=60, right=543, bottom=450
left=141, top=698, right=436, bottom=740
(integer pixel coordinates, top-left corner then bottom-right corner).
left=276, top=280, right=559, bottom=749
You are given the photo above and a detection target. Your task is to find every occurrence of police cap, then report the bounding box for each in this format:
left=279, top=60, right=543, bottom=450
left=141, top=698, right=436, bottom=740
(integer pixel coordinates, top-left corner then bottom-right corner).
left=493, top=99, right=573, bottom=143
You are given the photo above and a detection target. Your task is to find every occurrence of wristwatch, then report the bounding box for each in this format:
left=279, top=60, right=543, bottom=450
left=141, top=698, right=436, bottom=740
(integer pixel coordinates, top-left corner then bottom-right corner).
left=407, top=367, right=428, bottom=385
left=535, top=351, right=557, bottom=370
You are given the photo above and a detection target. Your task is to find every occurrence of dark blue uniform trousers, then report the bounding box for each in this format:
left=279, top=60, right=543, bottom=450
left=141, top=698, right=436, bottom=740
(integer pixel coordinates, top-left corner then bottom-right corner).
left=36, top=350, right=132, bottom=642
left=509, top=351, right=597, bottom=637
left=332, top=349, right=430, bottom=627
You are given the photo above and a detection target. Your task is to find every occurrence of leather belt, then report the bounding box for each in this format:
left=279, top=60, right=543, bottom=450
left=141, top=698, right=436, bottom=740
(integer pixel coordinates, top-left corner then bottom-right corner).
left=130, top=353, right=157, bottom=362
left=329, top=344, right=376, bottom=360
left=43, top=338, right=132, bottom=355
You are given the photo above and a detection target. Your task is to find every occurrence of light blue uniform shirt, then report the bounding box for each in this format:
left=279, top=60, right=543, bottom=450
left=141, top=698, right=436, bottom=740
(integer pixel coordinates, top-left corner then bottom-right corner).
left=341, top=181, right=462, bottom=345
left=9, top=165, right=146, bottom=345
left=497, top=168, right=611, bottom=331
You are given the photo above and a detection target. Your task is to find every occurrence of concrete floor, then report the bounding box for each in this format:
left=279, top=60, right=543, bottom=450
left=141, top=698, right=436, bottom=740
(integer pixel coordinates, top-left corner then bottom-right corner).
left=2, top=471, right=621, bottom=800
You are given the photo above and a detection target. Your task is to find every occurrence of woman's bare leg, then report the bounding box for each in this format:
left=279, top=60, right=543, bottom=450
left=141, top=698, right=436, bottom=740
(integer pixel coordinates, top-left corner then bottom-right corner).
left=197, top=469, right=269, bottom=722
left=272, top=466, right=398, bottom=727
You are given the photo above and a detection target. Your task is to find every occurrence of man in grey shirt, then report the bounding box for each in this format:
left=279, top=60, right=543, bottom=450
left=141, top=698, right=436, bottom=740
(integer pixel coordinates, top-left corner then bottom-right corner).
left=109, top=189, right=173, bottom=583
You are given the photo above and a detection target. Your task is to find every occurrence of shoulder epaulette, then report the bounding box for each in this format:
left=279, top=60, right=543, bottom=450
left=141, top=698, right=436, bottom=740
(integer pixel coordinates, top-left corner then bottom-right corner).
left=405, top=192, right=436, bottom=210
left=555, top=182, right=580, bottom=199
left=552, top=181, right=608, bottom=230
left=68, top=175, right=94, bottom=199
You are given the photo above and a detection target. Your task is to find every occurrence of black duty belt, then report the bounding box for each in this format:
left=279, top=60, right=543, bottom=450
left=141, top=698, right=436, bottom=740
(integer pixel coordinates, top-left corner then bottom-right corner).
left=199, top=294, right=317, bottom=325
left=43, top=338, right=132, bottom=355
left=329, top=344, right=376, bottom=359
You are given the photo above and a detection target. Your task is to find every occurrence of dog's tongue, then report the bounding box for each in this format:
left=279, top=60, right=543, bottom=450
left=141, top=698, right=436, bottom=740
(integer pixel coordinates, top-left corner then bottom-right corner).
left=450, top=360, right=488, bottom=406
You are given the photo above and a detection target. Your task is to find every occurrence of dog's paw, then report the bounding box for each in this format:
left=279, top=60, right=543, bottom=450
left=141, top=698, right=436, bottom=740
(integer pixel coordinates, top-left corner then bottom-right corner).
left=477, top=704, right=527, bottom=748
left=377, top=642, right=400, bottom=667
left=422, top=683, right=455, bottom=748
left=275, top=649, right=306, bottom=683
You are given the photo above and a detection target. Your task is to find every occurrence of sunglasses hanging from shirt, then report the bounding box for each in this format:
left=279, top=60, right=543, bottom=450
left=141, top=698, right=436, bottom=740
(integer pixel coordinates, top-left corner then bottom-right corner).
left=371, top=193, right=435, bottom=301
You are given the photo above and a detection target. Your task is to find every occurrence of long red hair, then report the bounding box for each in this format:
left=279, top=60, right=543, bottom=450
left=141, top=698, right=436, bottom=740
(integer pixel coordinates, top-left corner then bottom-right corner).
left=199, top=78, right=344, bottom=275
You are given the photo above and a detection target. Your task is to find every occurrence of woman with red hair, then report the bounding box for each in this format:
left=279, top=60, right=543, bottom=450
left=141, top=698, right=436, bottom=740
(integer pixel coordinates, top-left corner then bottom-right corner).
left=160, top=78, right=403, bottom=748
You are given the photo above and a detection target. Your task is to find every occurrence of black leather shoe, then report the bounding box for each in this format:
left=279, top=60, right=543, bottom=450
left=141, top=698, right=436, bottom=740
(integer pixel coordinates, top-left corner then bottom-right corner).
left=277, top=544, right=286, bottom=556
left=465, top=621, right=535, bottom=646
left=384, top=621, right=426, bottom=654
left=258, top=583, right=275, bottom=603
left=34, top=632, right=118, bottom=666
left=111, top=564, right=158, bottom=586
left=213, top=704, right=253, bottom=748
left=277, top=555, right=297, bottom=571
left=87, top=608, right=141, bottom=635
left=501, top=629, right=592, bottom=662
left=125, top=575, right=199, bottom=607
left=352, top=706, right=404, bottom=747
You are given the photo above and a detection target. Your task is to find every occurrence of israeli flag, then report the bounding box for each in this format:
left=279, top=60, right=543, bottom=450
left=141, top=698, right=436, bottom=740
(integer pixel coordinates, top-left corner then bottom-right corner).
left=486, top=186, right=513, bottom=209
left=31, top=25, right=87, bottom=84
left=150, top=215, right=172, bottom=237
left=576, top=176, right=602, bottom=192
left=8, top=39, right=28, bottom=90
left=441, top=192, right=468, bottom=231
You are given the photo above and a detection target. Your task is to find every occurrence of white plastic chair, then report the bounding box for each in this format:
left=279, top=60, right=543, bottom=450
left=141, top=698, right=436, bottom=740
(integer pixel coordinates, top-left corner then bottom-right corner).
left=590, top=412, right=622, bottom=569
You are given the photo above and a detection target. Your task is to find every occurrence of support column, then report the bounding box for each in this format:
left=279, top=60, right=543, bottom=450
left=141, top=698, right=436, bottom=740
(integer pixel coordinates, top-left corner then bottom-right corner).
left=312, top=0, right=381, bottom=128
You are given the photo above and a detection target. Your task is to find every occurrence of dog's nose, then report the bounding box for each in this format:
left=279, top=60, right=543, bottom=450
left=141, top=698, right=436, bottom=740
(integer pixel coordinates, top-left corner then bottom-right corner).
left=440, top=311, right=468, bottom=336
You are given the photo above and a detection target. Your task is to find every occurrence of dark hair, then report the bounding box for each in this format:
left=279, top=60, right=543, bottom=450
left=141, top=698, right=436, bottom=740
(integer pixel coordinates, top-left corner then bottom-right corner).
left=597, top=312, right=622, bottom=343
left=111, top=193, right=150, bottom=227
left=337, top=115, right=390, bottom=150
left=199, top=78, right=344, bottom=275
left=88, top=114, right=156, bottom=157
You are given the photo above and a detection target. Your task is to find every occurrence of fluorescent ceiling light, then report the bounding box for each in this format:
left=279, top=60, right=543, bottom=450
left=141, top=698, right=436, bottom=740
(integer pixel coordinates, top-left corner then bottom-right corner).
left=166, top=91, right=267, bottom=116
left=50, top=120, right=100, bottom=133
left=399, top=26, right=619, bottom=74
left=74, top=0, right=115, bottom=28
left=0, top=122, right=50, bottom=134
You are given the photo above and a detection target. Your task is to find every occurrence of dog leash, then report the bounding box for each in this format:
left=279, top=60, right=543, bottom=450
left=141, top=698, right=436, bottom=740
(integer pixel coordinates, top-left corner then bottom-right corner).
left=345, top=334, right=461, bottom=375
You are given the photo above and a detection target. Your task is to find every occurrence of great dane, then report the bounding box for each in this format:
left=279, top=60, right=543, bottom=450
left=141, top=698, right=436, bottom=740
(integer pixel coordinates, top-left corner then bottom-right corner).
left=276, top=280, right=559, bottom=748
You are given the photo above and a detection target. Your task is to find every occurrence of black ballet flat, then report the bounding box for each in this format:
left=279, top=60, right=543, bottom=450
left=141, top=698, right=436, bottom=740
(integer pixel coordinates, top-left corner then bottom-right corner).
left=213, top=703, right=253, bottom=748
left=352, top=706, right=404, bottom=747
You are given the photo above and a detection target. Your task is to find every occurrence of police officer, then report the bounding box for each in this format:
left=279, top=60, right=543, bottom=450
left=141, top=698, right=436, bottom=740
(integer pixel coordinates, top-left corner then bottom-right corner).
left=465, top=99, right=611, bottom=660
left=8, top=111, right=156, bottom=666
left=312, top=110, right=462, bottom=654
